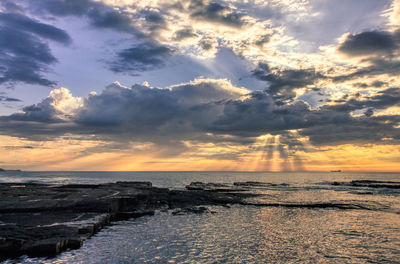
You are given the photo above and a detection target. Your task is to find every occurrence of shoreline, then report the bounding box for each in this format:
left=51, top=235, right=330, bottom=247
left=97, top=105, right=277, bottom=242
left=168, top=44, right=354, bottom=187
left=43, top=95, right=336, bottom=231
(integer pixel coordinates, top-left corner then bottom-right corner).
left=1, top=180, right=398, bottom=261
left=0, top=181, right=256, bottom=260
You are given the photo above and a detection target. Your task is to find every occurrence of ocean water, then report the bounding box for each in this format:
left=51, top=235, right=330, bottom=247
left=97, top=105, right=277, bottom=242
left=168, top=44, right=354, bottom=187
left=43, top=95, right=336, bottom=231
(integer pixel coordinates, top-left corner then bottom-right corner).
left=1, top=171, right=400, bottom=263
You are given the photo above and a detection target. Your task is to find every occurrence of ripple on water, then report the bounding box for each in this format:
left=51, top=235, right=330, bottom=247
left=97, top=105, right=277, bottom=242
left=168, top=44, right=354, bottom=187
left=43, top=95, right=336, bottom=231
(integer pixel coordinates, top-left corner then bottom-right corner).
left=3, top=172, right=400, bottom=264
left=9, top=204, right=398, bottom=264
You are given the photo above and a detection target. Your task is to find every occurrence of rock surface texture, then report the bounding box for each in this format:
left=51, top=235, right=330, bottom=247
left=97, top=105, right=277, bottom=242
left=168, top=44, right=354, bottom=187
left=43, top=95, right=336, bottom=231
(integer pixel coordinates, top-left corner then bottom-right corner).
left=1, top=180, right=390, bottom=260
left=0, top=181, right=254, bottom=260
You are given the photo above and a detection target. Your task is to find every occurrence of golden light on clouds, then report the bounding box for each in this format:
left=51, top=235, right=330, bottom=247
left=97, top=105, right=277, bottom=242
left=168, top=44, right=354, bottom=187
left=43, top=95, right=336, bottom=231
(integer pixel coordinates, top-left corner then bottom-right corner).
left=0, top=0, right=399, bottom=172
left=1, top=132, right=400, bottom=171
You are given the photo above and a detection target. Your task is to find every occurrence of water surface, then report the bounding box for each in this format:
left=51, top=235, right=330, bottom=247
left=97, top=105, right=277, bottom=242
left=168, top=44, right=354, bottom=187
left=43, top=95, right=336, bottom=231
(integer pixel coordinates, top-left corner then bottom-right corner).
left=1, top=171, right=399, bottom=263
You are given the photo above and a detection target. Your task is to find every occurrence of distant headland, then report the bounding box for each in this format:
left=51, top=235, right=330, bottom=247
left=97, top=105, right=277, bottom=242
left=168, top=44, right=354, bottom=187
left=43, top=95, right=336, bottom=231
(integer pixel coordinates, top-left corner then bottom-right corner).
left=0, top=168, right=21, bottom=172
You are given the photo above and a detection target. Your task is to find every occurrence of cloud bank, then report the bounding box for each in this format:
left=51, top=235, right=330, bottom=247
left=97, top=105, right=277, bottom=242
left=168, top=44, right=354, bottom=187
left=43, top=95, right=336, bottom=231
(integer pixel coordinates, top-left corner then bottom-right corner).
left=1, top=79, right=399, bottom=150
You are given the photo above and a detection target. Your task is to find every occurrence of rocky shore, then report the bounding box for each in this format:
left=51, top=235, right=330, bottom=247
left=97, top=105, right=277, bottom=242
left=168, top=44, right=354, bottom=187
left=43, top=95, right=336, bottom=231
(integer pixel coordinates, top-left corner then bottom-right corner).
left=1, top=180, right=393, bottom=261
left=0, top=181, right=255, bottom=260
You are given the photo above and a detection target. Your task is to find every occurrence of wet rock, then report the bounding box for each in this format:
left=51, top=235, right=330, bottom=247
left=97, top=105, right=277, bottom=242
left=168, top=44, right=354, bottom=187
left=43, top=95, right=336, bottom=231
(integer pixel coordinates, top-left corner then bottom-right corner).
left=234, top=181, right=273, bottom=187
left=331, top=180, right=400, bottom=189
left=115, top=181, right=152, bottom=188
left=172, top=206, right=215, bottom=215
left=350, top=180, right=400, bottom=189
left=0, top=181, right=252, bottom=260
left=185, top=182, right=246, bottom=192
left=234, top=181, right=289, bottom=187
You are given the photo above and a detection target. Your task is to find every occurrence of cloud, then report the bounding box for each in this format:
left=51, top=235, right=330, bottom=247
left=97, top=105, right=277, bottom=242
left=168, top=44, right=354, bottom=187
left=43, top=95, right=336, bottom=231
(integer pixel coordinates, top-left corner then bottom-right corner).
left=0, top=98, right=21, bottom=103
left=324, top=88, right=400, bottom=113
left=338, top=30, right=399, bottom=57
left=189, top=0, right=247, bottom=27
left=5, top=87, right=82, bottom=123
left=0, top=12, right=71, bottom=44
left=172, top=27, right=198, bottom=41
left=28, top=0, right=94, bottom=16
left=74, top=79, right=248, bottom=139
left=16, top=0, right=284, bottom=68
left=252, top=63, right=322, bottom=99
left=0, top=12, right=71, bottom=87
left=1, top=79, right=399, bottom=148
left=330, top=28, right=400, bottom=82
left=387, top=0, right=400, bottom=27
left=0, top=0, right=24, bottom=13
left=331, top=58, right=400, bottom=82
left=109, top=43, right=175, bottom=74
left=0, top=79, right=246, bottom=141
left=27, top=0, right=143, bottom=37
left=87, top=6, right=144, bottom=37
left=0, top=94, right=22, bottom=102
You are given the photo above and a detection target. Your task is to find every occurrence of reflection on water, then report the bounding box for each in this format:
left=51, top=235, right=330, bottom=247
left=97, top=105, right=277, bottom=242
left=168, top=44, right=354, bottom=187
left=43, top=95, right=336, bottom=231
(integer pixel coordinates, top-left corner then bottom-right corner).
left=19, top=206, right=400, bottom=264
left=2, top=171, right=400, bottom=263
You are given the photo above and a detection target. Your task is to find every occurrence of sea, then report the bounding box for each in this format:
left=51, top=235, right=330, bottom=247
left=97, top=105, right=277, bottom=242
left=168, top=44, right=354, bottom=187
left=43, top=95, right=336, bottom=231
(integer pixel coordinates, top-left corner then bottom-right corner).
left=1, top=171, right=399, bottom=264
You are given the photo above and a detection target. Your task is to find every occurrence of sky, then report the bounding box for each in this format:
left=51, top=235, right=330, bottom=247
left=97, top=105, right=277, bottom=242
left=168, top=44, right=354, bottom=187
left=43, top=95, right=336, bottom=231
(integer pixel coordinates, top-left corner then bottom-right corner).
left=0, top=0, right=399, bottom=171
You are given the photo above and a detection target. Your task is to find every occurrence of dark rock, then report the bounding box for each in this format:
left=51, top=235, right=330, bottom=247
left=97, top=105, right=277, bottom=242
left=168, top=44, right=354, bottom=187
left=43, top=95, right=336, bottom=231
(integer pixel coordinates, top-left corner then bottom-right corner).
left=56, top=184, right=100, bottom=189
left=0, top=168, right=21, bottom=172
left=115, top=181, right=152, bottom=188
left=234, top=181, right=272, bottom=186
left=331, top=180, right=400, bottom=189
left=0, top=181, right=253, bottom=260
left=350, top=180, right=400, bottom=189
left=186, top=182, right=247, bottom=192
left=234, top=181, right=289, bottom=187
left=172, top=206, right=215, bottom=215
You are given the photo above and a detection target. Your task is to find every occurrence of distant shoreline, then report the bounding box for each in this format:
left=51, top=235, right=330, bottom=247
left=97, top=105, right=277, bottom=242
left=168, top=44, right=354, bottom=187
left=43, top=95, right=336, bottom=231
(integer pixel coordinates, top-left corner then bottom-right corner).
left=0, top=168, right=21, bottom=172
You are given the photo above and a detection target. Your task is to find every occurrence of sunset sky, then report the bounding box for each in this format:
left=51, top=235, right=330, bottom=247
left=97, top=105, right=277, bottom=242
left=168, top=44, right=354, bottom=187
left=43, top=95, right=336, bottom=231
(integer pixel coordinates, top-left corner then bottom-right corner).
left=0, top=0, right=399, bottom=171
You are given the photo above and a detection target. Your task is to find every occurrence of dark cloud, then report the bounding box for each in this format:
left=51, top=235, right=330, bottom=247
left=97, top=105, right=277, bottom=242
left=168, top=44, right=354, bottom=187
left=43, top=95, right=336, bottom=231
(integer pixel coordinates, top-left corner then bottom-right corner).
left=173, top=28, right=198, bottom=41
left=0, top=13, right=71, bottom=44
left=332, top=30, right=400, bottom=82
left=254, top=35, right=271, bottom=46
left=3, top=145, right=34, bottom=150
left=366, top=87, right=400, bottom=109
left=294, top=88, right=400, bottom=145
left=26, top=0, right=147, bottom=38
left=109, top=43, right=175, bottom=74
left=0, top=96, right=22, bottom=102
left=0, top=13, right=71, bottom=87
left=210, top=92, right=312, bottom=137
left=371, top=81, right=387, bottom=87
left=6, top=101, right=63, bottom=123
left=87, top=8, right=143, bottom=37
left=299, top=110, right=400, bottom=146
left=190, top=0, right=246, bottom=27
left=142, top=10, right=165, bottom=24
left=27, top=0, right=94, bottom=16
left=0, top=80, right=399, bottom=147
left=0, top=80, right=244, bottom=141
left=76, top=83, right=178, bottom=129
left=338, top=30, right=400, bottom=57
left=135, top=9, right=168, bottom=36
left=332, top=59, right=400, bottom=82
left=320, top=88, right=400, bottom=115
left=252, top=63, right=322, bottom=99
left=199, top=38, right=215, bottom=51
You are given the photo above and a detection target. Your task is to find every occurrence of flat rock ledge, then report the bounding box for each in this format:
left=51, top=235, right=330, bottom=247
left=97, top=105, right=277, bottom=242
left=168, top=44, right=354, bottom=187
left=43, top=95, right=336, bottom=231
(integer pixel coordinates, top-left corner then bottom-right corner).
left=0, top=181, right=255, bottom=260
